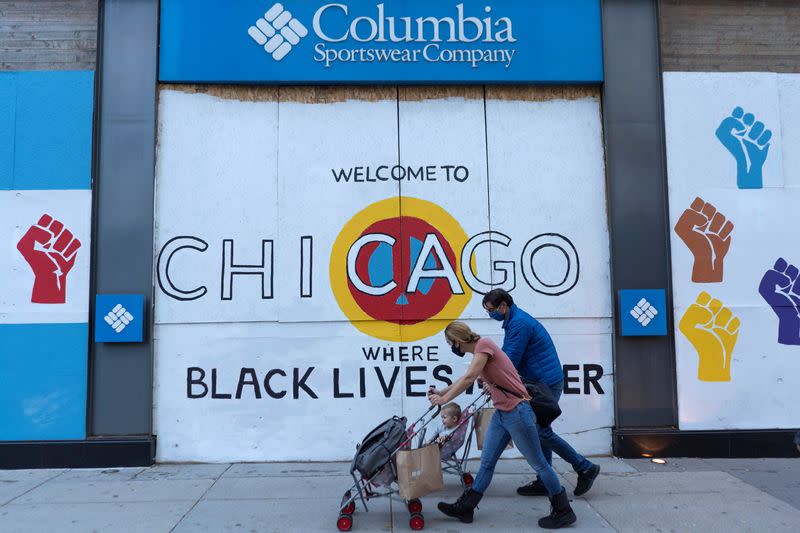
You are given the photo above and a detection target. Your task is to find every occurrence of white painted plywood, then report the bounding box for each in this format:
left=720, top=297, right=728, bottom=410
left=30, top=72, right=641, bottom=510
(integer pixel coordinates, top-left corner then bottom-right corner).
left=398, top=88, right=492, bottom=323
left=275, top=89, right=400, bottom=324
left=485, top=91, right=611, bottom=319
left=0, top=190, right=91, bottom=324
left=664, top=72, right=783, bottom=192
left=154, top=89, right=279, bottom=324
left=664, top=72, right=800, bottom=430
left=154, top=317, right=613, bottom=462
left=778, top=74, right=800, bottom=188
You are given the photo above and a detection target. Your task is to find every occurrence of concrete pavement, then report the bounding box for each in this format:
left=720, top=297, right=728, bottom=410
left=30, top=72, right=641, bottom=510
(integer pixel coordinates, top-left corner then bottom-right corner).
left=0, top=457, right=798, bottom=532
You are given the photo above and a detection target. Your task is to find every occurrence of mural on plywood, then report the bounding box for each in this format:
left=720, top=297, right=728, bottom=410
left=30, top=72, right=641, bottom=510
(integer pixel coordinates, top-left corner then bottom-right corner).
left=664, top=71, right=800, bottom=431
left=152, top=87, right=614, bottom=462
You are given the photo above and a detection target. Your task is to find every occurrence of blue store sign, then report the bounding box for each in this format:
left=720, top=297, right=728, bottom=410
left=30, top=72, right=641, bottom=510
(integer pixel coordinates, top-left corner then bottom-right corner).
left=618, top=289, right=668, bottom=337
left=95, top=294, right=145, bottom=343
left=159, top=0, right=603, bottom=84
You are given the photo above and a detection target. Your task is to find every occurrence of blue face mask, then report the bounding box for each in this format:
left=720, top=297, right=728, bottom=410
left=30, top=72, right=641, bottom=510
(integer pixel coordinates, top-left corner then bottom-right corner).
left=489, top=310, right=505, bottom=322
left=450, top=344, right=465, bottom=357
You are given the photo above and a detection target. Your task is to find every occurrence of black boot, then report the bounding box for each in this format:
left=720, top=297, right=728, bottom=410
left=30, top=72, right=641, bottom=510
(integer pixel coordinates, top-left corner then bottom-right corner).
left=437, top=489, right=483, bottom=523
left=538, top=488, right=577, bottom=529
left=574, top=463, right=600, bottom=496
left=517, top=478, right=548, bottom=496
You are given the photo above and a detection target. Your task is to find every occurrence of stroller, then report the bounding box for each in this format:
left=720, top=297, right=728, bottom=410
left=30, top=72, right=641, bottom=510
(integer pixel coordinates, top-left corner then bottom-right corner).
left=336, top=391, right=490, bottom=531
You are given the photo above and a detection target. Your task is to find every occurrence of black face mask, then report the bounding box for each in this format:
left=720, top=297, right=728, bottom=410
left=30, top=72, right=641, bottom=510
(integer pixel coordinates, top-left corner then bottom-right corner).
left=450, top=343, right=465, bottom=357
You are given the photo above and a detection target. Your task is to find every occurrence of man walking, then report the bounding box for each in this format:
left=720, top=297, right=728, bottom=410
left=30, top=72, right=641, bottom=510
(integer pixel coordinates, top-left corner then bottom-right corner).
left=482, top=288, right=600, bottom=497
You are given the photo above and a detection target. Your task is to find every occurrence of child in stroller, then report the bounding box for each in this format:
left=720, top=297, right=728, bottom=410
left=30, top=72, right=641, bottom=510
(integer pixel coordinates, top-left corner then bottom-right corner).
left=423, top=401, right=478, bottom=488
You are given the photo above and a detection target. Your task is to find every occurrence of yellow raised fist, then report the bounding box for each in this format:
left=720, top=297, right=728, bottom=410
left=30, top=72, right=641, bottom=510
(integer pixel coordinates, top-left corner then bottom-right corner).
left=679, top=292, right=740, bottom=382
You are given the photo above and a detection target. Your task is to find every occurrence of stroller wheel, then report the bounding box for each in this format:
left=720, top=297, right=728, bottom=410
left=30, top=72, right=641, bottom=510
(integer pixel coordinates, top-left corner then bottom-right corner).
left=407, top=499, right=422, bottom=514
left=462, top=473, right=474, bottom=487
left=337, top=513, right=353, bottom=531
left=409, top=513, right=425, bottom=530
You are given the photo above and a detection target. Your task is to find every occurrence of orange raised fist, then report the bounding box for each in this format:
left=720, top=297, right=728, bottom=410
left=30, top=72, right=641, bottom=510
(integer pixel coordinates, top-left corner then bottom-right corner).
left=674, top=197, right=734, bottom=283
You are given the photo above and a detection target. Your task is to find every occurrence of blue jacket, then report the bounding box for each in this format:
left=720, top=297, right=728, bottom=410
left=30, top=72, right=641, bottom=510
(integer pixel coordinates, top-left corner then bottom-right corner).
left=501, top=304, right=562, bottom=386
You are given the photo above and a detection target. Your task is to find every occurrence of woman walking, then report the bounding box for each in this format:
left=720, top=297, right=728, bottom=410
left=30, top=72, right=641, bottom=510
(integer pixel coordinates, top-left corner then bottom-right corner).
left=428, top=321, right=576, bottom=529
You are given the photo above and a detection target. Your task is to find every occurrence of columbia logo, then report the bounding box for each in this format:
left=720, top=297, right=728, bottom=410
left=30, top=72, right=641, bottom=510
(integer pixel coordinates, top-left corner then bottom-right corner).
left=104, top=304, right=134, bottom=333
left=630, top=298, right=658, bottom=327
left=248, top=3, right=308, bottom=61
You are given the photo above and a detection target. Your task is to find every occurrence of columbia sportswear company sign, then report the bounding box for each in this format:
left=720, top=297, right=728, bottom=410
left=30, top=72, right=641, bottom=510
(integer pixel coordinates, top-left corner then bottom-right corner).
left=159, top=0, right=603, bottom=83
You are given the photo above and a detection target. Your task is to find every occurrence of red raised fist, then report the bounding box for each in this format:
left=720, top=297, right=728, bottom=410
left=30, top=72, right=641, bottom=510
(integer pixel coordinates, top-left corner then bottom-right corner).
left=17, top=214, right=81, bottom=304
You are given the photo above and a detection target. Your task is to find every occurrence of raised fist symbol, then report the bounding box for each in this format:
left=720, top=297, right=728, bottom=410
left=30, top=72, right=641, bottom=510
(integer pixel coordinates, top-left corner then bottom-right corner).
left=679, top=292, right=740, bottom=382
left=16, top=214, right=81, bottom=304
left=674, top=197, right=733, bottom=283
left=715, top=106, right=771, bottom=189
left=758, top=258, right=800, bottom=345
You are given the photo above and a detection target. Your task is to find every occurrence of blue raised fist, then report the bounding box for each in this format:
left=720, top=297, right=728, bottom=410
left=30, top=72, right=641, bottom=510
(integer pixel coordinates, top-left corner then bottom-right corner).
left=715, top=106, right=771, bottom=189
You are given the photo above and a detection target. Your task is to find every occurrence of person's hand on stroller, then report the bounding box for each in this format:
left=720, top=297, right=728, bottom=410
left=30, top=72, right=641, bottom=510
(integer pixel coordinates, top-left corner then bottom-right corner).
left=428, top=392, right=446, bottom=406
left=428, top=385, right=446, bottom=406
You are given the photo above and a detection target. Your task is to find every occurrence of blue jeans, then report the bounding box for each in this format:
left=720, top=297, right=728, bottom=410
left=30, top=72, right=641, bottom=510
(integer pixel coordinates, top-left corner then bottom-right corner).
left=471, top=402, right=562, bottom=497
left=538, top=381, right=592, bottom=473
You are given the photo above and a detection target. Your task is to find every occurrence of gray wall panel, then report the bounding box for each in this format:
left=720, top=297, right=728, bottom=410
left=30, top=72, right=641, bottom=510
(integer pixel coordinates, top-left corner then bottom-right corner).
left=90, top=0, right=158, bottom=435
left=0, top=0, right=98, bottom=70
left=603, top=0, right=678, bottom=428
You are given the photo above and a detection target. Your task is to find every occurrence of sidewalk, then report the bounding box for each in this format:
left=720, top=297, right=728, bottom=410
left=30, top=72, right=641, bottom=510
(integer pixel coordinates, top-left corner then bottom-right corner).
left=1, top=457, right=798, bottom=532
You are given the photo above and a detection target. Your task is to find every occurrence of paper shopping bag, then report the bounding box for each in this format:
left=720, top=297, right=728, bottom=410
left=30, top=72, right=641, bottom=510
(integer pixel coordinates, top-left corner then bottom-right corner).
left=396, top=444, right=444, bottom=500
left=474, top=408, right=513, bottom=450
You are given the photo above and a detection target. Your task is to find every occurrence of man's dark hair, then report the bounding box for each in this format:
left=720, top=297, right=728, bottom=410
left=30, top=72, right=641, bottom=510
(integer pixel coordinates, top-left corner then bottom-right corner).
left=482, top=288, right=514, bottom=308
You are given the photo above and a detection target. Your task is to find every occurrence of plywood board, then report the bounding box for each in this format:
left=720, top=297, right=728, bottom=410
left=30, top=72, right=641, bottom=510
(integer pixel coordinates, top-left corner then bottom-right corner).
left=154, top=88, right=279, bottom=324
left=0, top=190, right=91, bottom=324
left=664, top=72, right=800, bottom=430
left=485, top=87, right=611, bottom=319
left=398, top=87, right=492, bottom=328
left=275, top=87, right=401, bottom=323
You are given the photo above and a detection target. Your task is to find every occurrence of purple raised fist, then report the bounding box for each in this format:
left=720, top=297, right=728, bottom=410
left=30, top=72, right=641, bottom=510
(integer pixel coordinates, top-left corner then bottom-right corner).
left=758, top=258, right=800, bottom=345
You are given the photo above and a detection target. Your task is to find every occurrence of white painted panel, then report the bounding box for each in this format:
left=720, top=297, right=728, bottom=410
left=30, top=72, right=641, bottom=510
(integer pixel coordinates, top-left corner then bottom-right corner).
left=669, top=187, right=800, bottom=309
left=665, top=72, right=800, bottom=431
left=485, top=92, right=611, bottom=319
left=0, top=190, right=91, bottom=324
left=154, top=89, right=279, bottom=324
left=397, top=89, right=492, bottom=322
left=778, top=74, right=800, bottom=188
left=676, top=305, right=800, bottom=430
left=275, top=90, right=400, bottom=324
left=154, top=317, right=612, bottom=462
left=663, top=72, right=783, bottom=191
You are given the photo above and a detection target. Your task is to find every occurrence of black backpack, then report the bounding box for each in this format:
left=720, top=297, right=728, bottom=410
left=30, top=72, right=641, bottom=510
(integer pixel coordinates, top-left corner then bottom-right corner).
left=352, top=416, right=407, bottom=479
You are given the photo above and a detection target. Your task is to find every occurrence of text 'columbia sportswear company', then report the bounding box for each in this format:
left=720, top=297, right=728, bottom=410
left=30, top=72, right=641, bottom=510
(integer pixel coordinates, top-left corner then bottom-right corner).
left=159, top=0, right=603, bottom=83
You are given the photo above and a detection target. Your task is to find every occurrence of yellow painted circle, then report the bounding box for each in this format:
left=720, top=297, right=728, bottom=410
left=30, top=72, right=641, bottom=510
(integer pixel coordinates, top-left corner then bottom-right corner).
left=330, top=197, right=473, bottom=342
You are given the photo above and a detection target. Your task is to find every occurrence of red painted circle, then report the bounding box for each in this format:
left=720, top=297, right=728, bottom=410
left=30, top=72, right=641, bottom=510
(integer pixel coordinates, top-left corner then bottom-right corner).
left=342, top=501, right=355, bottom=514
left=348, top=217, right=457, bottom=324
left=410, top=513, right=425, bottom=530
left=408, top=499, right=422, bottom=513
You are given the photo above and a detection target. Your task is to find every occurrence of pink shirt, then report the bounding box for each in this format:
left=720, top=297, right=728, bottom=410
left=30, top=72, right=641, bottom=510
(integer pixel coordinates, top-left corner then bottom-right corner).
left=475, top=337, right=529, bottom=411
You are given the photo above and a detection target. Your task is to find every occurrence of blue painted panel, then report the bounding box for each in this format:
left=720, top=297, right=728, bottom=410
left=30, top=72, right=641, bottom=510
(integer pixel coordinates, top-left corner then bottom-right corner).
left=0, top=71, right=94, bottom=191
left=0, top=75, right=15, bottom=188
left=0, top=323, right=88, bottom=440
left=160, top=0, right=603, bottom=84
